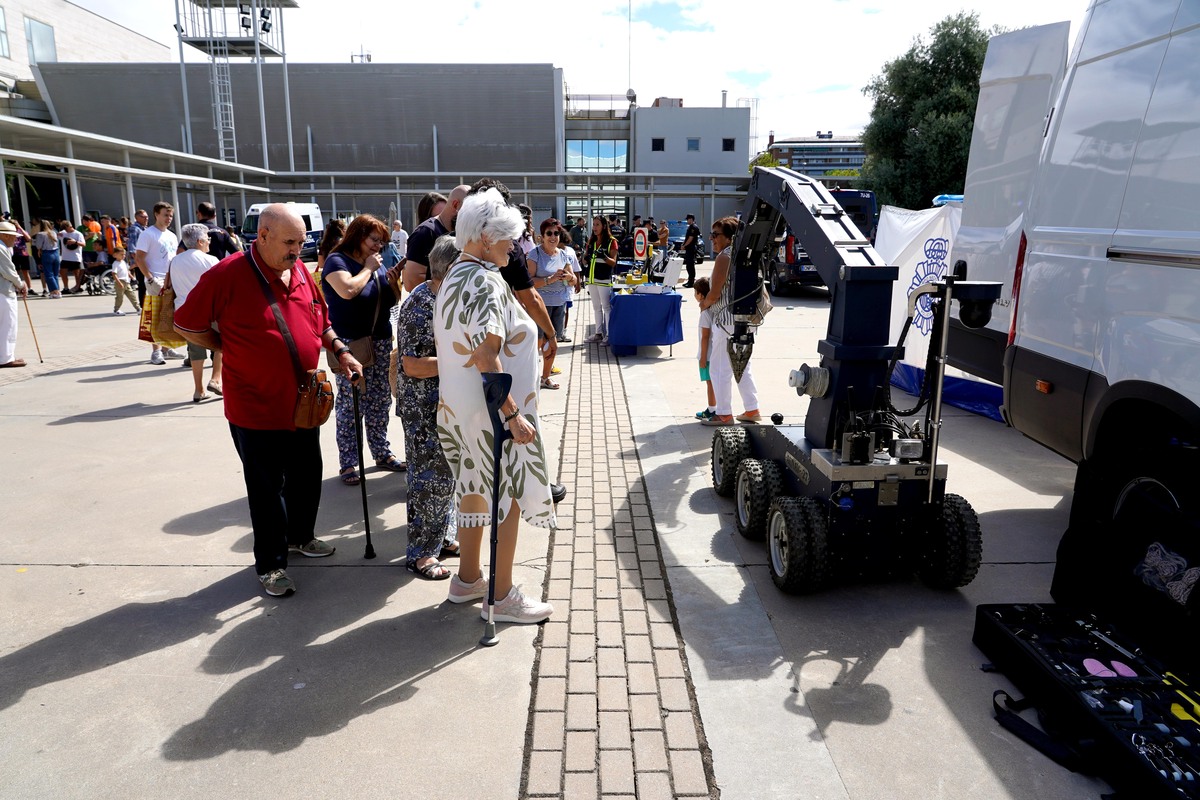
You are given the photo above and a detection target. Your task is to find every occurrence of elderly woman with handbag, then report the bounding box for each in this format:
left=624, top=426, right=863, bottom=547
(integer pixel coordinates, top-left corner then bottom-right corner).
left=321, top=214, right=405, bottom=485
left=435, top=188, right=555, bottom=623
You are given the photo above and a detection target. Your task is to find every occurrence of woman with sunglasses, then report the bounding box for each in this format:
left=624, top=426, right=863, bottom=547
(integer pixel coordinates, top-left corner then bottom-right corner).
left=526, top=219, right=578, bottom=389
left=699, top=216, right=761, bottom=426
left=321, top=214, right=406, bottom=484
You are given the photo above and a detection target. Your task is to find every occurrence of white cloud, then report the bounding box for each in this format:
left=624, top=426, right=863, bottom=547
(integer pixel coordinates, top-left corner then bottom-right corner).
left=89, top=0, right=1088, bottom=150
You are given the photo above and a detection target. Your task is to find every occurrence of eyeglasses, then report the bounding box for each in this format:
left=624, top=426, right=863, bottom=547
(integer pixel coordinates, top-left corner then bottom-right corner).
left=368, top=235, right=384, bottom=245
left=543, top=230, right=559, bottom=236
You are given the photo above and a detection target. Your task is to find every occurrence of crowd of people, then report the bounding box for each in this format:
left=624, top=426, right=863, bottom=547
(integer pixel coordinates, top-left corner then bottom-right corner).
left=7, top=188, right=733, bottom=628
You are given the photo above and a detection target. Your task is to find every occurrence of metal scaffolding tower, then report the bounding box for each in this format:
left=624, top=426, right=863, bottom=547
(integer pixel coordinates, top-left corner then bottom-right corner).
left=174, top=0, right=298, bottom=170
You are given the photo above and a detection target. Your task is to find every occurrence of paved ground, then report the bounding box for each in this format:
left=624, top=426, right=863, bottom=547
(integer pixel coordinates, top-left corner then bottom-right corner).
left=0, top=268, right=1111, bottom=798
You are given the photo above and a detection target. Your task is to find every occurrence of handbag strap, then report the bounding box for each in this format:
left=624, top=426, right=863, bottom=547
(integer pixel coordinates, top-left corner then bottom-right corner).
left=248, top=249, right=307, bottom=389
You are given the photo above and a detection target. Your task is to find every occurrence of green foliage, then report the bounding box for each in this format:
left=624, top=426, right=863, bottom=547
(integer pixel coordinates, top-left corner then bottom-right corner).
left=860, top=12, right=999, bottom=209
left=825, top=169, right=860, bottom=177
left=748, top=151, right=781, bottom=174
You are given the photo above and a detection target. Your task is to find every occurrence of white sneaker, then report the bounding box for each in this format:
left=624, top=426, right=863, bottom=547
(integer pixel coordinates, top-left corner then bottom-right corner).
left=448, top=573, right=488, bottom=604
left=481, top=584, right=554, bottom=624
left=150, top=350, right=166, bottom=365
left=163, top=348, right=186, bottom=360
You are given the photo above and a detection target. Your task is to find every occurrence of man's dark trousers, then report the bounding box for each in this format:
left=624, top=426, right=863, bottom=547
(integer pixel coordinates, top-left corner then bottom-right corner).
left=684, top=251, right=696, bottom=286
left=229, top=423, right=323, bottom=575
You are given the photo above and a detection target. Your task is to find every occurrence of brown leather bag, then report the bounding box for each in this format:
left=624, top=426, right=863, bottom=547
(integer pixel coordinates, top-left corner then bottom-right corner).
left=293, top=368, right=334, bottom=429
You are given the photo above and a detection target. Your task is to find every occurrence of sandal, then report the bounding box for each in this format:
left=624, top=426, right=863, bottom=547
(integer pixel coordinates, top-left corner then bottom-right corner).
left=541, top=377, right=560, bottom=390
left=407, top=558, right=451, bottom=580
left=340, top=468, right=360, bottom=485
left=375, top=455, right=407, bottom=471
left=440, top=541, right=461, bottom=558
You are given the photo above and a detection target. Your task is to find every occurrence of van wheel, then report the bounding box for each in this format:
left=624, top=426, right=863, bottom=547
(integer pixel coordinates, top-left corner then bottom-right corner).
left=768, top=497, right=830, bottom=594
left=711, top=427, right=750, bottom=497
left=1055, top=445, right=1197, bottom=600
left=735, top=459, right=781, bottom=540
left=916, top=494, right=982, bottom=589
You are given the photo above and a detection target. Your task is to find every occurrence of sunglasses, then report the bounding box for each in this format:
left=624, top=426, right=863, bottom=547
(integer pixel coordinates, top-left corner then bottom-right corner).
left=543, top=230, right=560, bottom=236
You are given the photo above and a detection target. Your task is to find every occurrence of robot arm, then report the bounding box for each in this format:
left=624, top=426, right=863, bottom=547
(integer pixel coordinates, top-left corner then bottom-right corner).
left=728, top=167, right=899, bottom=450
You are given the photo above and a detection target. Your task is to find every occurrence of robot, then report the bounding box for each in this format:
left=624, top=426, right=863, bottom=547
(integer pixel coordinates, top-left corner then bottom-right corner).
left=712, top=167, right=1001, bottom=593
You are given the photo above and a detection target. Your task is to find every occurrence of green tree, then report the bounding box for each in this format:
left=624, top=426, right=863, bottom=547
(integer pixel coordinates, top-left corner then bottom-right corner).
left=748, top=151, right=781, bottom=174
left=860, top=12, right=998, bottom=209
left=825, top=168, right=860, bottom=177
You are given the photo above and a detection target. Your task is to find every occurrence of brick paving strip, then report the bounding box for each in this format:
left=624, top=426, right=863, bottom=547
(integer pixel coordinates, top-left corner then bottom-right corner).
left=523, top=295, right=718, bottom=799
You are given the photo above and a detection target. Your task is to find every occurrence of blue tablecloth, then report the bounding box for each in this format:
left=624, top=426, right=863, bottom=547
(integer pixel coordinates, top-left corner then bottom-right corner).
left=607, top=292, right=684, bottom=355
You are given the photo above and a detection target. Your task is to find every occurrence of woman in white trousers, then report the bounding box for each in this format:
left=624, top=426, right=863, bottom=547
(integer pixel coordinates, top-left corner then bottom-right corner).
left=700, top=216, right=761, bottom=426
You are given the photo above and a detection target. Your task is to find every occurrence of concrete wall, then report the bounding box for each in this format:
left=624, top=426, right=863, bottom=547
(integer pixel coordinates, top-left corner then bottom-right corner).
left=37, top=62, right=560, bottom=176
left=632, top=105, right=749, bottom=226
left=0, top=0, right=169, bottom=84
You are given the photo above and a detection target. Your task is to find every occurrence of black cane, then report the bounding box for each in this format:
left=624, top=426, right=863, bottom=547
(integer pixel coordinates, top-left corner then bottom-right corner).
left=351, top=375, right=376, bottom=559
left=479, top=371, right=514, bottom=647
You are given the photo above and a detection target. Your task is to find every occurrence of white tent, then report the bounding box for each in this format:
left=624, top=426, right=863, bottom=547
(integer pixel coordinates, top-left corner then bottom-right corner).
left=875, top=203, right=1001, bottom=421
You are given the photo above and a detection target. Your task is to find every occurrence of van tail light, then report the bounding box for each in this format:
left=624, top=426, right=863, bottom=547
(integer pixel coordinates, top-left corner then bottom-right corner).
left=1007, top=231, right=1027, bottom=347
left=786, top=234, right=795, bottom=264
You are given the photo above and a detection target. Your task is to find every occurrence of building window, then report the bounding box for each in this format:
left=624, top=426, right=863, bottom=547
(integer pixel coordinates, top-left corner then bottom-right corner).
left=722, top=138, right=735, bottom=152
left=651, top=138, right=664, bottom=152
left=566, top=138, right=629, bottom=220
left=24, top=17, right=56, bottom=65
left=0, top=10, right=9, bottom=59
left=687, top=138, right=700, bottom=152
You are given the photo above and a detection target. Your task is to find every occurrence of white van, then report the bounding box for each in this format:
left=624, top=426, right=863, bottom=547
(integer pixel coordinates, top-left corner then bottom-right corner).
left=951, top=3, right=1199, bottom=536
left=240, top=202, right=325, bottom=259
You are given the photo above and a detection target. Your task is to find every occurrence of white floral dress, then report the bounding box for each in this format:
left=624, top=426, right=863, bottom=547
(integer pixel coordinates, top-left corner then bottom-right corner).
left=434, top=256, right=556, bottom=529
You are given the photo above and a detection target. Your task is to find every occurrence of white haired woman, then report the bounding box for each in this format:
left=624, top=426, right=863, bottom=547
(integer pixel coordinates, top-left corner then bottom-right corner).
left=170, top=222, right=223, bottom=402
left=435, top=187, right=555, bottom=623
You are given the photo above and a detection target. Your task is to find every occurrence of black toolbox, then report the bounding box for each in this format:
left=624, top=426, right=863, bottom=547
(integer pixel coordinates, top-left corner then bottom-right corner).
left=973, top=603, right=1200, bottom=799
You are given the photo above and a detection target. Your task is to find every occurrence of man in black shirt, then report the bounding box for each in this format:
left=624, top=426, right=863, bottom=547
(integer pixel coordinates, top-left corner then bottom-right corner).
left=682, top=213, right=700, bottom=288
left=196, top=202, right=237, bottom=261
left=403, top=185, right=470, bottom=293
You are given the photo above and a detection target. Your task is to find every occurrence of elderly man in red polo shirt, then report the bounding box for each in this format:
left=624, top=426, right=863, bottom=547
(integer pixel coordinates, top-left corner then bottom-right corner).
left=175, top=203, right=363, bottom=597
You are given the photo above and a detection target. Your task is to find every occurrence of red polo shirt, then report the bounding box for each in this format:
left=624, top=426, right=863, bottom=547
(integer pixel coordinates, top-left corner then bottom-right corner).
left=174, top=246, right=331, bottom=431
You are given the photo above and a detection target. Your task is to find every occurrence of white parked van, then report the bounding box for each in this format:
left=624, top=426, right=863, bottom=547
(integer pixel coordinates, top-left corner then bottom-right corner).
left=240, top=202, right=325, bottom=259
left=952, top=2, right=1199, bottom=539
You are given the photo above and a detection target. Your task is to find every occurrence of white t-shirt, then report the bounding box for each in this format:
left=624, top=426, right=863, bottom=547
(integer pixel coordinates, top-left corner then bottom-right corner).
left=59, top=230, right=85, bottom=264
left=111, top=258, right=131, bottom=282
left=169, top=248, right=219, bottom=309
left=697, top=306, right=713, bottom=361
left=390, top=228, right=408, bottom=256
left=135, top=226, right=179, bottom=280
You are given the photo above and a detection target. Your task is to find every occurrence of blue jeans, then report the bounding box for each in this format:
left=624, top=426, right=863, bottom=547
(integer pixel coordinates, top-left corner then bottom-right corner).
left=228, top=423, right=323, bottom=575
left=40, top=251, right=61, bottom=293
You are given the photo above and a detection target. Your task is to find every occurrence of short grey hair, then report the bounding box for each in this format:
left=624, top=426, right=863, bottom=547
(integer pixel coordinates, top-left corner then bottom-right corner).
left=428, top=234, right=460, bottom=281
left=181, top=223, right=211, bottom=249
left=454, top=188, right=523, bottom=250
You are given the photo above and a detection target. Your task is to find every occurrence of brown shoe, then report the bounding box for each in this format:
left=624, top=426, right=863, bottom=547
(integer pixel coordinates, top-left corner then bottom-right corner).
left=0, top=359, right=27, bottom=368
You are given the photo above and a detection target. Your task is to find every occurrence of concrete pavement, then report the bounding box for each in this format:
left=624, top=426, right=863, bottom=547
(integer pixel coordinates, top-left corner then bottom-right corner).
left=0, top=269, right=1110, bottom=798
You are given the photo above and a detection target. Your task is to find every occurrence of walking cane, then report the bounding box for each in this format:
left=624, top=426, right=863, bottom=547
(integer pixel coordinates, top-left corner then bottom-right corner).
left=479, top=371, right=514, bottom=647
left=20, top=294, right=44, bottom=363
left=351, top=375, right=377, bottom=559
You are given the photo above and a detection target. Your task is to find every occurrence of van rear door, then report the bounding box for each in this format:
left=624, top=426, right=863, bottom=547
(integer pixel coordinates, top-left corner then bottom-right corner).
left=948, top=22, right=1071, bottom=384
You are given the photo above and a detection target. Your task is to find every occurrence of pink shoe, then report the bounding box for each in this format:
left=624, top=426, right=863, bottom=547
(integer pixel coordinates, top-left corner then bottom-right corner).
left=480, top=584, right=554, bottom=624
left=448, top=573, right=488, bottom=604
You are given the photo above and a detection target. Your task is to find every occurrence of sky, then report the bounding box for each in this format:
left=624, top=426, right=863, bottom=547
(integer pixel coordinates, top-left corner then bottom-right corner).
left=84, top=0, right=1090, bottom=153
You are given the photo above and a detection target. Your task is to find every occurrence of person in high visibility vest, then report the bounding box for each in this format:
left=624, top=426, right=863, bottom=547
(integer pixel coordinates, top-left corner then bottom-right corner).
left=582, top=216, right=617, bottom=343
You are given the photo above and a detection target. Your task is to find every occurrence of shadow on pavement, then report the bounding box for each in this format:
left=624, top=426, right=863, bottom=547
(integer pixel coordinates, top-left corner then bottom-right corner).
left=49, top=401, right=193, bottom=423
left=162, top=590, right=478, bottom=758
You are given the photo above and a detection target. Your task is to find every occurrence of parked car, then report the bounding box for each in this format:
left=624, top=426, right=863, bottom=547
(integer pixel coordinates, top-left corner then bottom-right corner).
left=666, top=220, right=705, bottom=263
